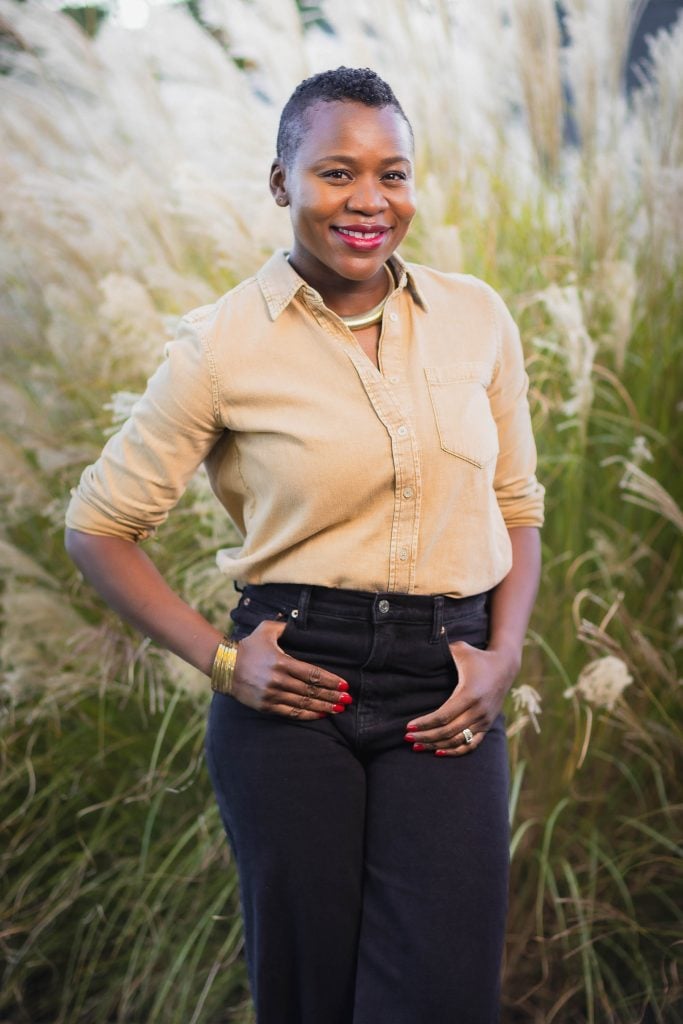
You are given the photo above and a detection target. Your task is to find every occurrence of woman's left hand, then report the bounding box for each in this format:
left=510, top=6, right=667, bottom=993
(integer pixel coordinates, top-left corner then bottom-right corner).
left=403, top=641, right=520, bottom=756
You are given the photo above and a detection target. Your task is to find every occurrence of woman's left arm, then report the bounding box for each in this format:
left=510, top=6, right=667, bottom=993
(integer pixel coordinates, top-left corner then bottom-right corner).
left=404, top=526, right=541, bottom=755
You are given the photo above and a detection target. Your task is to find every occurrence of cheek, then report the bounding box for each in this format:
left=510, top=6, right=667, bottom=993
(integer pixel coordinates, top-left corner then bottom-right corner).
left=397, top=198, right=417, bottom=229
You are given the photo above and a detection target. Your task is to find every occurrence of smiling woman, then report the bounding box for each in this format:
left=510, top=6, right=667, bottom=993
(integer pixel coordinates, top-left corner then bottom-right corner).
left=269, top=91, right=417, bottom=368
left=64, top=66, right=544, bottom=1024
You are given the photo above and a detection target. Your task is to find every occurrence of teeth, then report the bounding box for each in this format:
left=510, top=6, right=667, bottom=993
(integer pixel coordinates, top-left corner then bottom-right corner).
left=337, top=228, right=382, bottom=239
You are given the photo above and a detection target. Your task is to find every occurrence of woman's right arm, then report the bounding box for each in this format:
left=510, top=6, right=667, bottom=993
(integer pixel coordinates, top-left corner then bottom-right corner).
left=65, top=312, right=348, bottom=714
left=64, top=529, right=349, bottom=716
left=65, top=529, right=224, bottom=675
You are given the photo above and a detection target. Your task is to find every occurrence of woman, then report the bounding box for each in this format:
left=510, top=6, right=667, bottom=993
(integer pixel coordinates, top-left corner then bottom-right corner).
left=65, top=67, right=543, bottom=1024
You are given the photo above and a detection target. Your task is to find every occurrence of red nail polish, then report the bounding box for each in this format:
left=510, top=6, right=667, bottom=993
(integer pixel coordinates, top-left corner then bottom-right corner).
left=435, top=749, right=448, bottom=756
left=332, top=703, right=345, bottom=713
left=404, top=733, right=416, bottom=742
left=337, top=692, right=353, bottom=705
left=412, top=743, right=425, bottom=752
left=407, top=723, right=418, bottom=731
left=337, top=680, right=350, bottom=691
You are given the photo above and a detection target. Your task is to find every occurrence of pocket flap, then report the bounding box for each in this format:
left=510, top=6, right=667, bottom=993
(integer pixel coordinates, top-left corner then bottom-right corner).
left=424, top=361, right=493, bottom=388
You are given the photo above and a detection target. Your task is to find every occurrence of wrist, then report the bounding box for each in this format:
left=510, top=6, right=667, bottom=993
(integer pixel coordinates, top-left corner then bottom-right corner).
left=487, top=638, right=523, bottom=680
left=210, top=635, right=240, bottom=694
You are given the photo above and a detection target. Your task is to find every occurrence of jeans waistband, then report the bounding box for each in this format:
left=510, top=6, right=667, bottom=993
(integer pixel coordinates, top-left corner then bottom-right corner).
left=239, top=583, right=490, bottom=640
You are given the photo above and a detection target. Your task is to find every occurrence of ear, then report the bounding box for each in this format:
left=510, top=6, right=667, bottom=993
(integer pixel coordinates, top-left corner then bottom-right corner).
left=269, top=160, right=289, bottom=207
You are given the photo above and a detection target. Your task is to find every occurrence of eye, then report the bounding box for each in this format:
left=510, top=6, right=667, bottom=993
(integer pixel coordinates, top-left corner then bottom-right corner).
left=321, top=169, right=352, bottom=181
left=383, top=171, right=408, bottom=181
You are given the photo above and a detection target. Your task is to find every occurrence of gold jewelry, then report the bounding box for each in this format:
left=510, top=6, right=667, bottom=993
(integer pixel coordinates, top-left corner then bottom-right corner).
left=339, top=264, right=394, bottom=331
left=462, top=727, right=474, bottom=744
left=210, top=635, right=239, bottom=694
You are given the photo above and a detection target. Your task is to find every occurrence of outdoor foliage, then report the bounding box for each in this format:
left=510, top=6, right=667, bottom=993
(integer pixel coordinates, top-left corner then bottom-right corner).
left=1, top=1, right=681, bottom=1022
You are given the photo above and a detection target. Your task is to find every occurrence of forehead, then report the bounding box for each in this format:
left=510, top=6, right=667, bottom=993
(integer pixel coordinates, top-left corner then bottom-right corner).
left=294, top=100, right=413, bottom=163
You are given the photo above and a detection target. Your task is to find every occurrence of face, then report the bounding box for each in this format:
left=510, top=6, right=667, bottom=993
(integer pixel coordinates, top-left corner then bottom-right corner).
left=270, top=100, right=416, bottom=295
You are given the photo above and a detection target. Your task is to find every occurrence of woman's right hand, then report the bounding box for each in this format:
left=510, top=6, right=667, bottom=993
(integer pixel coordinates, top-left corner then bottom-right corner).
left=231, top=619, right=352, bottom=720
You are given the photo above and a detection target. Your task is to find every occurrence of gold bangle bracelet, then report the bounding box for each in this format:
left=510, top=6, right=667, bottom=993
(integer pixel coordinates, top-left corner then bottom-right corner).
left=210, top=636, right=239, bottom=695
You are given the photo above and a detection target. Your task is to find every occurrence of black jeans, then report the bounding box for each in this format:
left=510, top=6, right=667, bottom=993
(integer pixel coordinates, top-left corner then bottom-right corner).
left=205, top=583, right=509, bottom=1024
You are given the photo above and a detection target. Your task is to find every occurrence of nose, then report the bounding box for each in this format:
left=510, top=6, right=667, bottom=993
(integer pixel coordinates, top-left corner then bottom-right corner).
left=346, top=176, right=388, bottom=215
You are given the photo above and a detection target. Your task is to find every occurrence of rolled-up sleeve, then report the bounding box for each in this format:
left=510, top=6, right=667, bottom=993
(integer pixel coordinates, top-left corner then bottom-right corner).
left=487, top=289, right=545, bottom=529
left=65, top=307, right=224, bottom=542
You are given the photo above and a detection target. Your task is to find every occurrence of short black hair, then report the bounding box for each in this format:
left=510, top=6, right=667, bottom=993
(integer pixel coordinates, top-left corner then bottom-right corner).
left=276, top=66, right=413, bottom=166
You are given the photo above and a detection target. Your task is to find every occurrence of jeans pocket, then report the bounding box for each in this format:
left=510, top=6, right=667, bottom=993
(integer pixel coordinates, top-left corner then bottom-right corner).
left=442, top=608, right=490, bottom=653
left=230, top=595, right=296, bottom=643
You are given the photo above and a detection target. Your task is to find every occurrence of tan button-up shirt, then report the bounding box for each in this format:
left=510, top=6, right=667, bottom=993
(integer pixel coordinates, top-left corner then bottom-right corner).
left=66, top=249, right=544, bottom=598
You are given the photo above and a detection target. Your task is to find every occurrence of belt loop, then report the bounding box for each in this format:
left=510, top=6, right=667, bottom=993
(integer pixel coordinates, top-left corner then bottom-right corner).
left=430, top=595, right=445, bottom=643
left=294, top=585, right=312, bottom=628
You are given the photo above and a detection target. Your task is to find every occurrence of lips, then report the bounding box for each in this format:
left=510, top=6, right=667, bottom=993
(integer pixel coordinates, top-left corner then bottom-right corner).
left=332, top=224, right=390, bottom=250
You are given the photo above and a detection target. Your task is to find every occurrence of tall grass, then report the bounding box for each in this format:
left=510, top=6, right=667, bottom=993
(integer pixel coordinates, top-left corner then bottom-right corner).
left=1, top=1, right=681, bottom=1021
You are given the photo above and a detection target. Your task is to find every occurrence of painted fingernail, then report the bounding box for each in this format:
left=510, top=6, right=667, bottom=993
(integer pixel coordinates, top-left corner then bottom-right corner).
left=435, top=749, right=448, bottom=757
left=332, top=703, right=345, bottom=713
left=338, top=693, right=353, bottom=705
left=337, top=680, right=350, bottom=691
left=407, top=722, right=418, bottom=731
left=412, top=743, right=426, bottom=752
left=403, top=733, right=416, bottom=742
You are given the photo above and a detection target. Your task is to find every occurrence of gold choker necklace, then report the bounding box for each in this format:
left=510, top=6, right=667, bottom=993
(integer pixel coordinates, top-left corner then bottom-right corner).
left=340, top=265, right=394, bottom=331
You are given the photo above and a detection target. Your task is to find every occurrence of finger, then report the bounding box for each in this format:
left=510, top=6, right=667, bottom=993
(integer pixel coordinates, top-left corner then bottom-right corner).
left=269, top=666, right=352, bottom=709
left=405, top=695, right=477, bottom=736
left=267, top=699, right=347, bottom=720
left=434, top=730, right=486, bottom=757
left=280, top=655, right=350, bottom=698
left=404, top=696, right=482, bottom=743
left=406, top=714, right=487, bottom=750
left=263, top=686, right=350, bottom=717
left=267, top=701, right=329, bottom=721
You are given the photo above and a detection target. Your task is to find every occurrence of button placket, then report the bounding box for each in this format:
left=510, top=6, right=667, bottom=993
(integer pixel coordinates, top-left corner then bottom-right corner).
left=337, top=335, right=421, bottom=594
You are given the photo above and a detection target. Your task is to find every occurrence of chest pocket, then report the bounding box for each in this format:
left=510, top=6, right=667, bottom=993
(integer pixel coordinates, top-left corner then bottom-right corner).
left=424, top=362, right=499, bottom=468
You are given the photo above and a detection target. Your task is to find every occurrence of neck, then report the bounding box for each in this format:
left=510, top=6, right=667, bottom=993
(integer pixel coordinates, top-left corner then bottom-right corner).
left=287, top=252, right=394, bottom=318
left=339, top=264, right=394, bottom=330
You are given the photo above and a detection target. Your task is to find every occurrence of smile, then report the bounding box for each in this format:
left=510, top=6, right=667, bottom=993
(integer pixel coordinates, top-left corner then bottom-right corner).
left=336, top=227, right=387, bottom=239
left=332, top=226, right=390, bottom=250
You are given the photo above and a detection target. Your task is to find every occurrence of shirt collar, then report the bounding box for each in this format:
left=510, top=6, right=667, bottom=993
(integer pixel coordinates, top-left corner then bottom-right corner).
left=256, top=248, right=429, bottom=321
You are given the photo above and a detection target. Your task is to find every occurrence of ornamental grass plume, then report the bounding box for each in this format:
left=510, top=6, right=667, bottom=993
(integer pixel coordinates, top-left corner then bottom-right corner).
left=565, top=655, right=634, bottom=712
left=512, top=0, right=563, bottom=177
left=619, top=461, right=683, bottom=534
left=532, top=282, right=597, bottom=424
left=510, top=683, right=543, bottom=733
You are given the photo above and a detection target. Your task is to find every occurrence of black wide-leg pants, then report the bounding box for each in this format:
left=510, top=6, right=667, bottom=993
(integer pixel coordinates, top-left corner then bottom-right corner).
left=205, top=583, right=510, bottom=1024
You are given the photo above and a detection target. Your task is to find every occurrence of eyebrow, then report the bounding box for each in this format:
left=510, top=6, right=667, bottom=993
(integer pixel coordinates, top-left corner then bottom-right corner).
left=313, top=154, right=412, bottom=167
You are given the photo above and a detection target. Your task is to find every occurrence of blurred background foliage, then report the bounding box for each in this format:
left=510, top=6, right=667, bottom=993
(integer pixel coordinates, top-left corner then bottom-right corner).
left=1, top=0, right=681, bottom=1021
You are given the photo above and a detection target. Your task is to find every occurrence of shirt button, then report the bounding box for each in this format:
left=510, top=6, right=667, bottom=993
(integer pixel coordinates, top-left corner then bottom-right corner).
left=403, top=487, right=414, bottom=499
left=399, top=547, right=409, bottom=561
left=378, top=599, right=390, bottom=614
left=389, top=375, right=400, bottom=384
left=397, top=425, right=408, bottom=437
left=389, top=312, right=398, bottom=322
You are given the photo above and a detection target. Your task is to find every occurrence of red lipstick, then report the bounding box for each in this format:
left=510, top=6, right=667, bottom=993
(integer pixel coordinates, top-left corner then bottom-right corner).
left=332, top=224, right=390, bottom=251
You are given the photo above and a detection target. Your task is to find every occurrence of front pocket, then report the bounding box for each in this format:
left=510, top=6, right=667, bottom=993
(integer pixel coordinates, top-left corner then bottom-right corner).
left=230, top=597, right=295, bottom=643
left=425, top=362, right=499, bottom=467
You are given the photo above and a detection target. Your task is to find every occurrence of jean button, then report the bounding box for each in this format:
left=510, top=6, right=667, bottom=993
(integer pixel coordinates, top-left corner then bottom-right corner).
left=378, top=599, right=390, bottom=614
